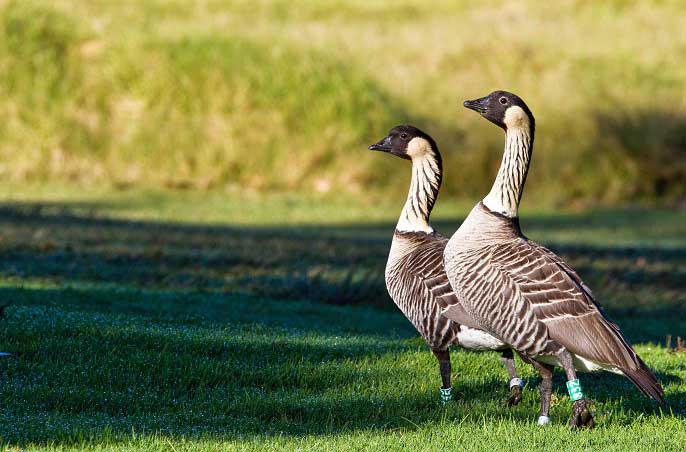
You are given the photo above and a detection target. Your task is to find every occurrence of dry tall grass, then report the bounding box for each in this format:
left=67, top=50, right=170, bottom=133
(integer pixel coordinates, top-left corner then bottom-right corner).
left=0, top=0, right=684, bottom=204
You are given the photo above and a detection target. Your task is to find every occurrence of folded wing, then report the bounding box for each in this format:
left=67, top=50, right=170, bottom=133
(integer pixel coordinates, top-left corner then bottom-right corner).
left=398, top=236, right=482, bottom=329
left=487, top=238, right=664, bottom=403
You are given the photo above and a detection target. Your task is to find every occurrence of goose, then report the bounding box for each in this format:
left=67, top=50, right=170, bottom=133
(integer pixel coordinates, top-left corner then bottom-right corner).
left=442, top=91, right=665, bottom=427
left=369, top=125, right=525, bottom=405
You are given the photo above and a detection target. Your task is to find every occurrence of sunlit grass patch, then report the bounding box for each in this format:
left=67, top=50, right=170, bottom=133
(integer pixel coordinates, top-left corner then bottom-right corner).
left=0, top=197, right=684, bottom=449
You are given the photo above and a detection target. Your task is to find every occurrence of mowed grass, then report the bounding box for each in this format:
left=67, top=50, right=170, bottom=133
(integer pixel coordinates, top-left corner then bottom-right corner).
left=0, top=191, right=685, bottom=450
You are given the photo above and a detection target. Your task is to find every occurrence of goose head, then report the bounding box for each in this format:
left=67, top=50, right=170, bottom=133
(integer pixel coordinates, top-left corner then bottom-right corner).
left=368, top=125, right=438, bottom=161
left=463, top=91, right=534, bottom=132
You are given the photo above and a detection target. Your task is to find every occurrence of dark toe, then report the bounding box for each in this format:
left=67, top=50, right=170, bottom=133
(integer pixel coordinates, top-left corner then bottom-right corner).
left=569, top=399, right=595, bottom=430
left=569, top=413, right=581, bottom=429
left=507, top=394, right=522, bottom=407
left=506, top=387, right=523, bottom=407
left=580, top=409, right=595, bottom=428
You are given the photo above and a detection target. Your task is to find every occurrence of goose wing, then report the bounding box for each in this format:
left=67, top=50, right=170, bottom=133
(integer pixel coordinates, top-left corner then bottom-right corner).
left=488, top=239, right=629, bottom=363
left=385, top=234, right=464, bottom=347
left=488, top=238, right=663, bottom=402
left=398, top=236, right=482, bottom=329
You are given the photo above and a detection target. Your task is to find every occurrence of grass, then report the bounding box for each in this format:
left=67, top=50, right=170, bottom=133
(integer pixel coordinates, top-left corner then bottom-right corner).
left=0, top=0, right=685, bottom=203
left=0, top=190, right=684, bottom=450
left=0, top=2, right=685, bottom=448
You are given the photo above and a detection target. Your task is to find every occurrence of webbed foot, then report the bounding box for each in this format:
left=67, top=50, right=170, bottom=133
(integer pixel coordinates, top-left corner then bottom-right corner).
left=569, top=398, right=594, bottom=429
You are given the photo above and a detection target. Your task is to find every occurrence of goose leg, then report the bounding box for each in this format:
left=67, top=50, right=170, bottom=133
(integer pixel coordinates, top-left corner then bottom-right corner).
left=432, top=349, right=453, bottom=404
left=556, top=349, right=594, bottom=429
left=500, top=349, right=523, bottom=406
left=528, top=359, right=554, bottom=425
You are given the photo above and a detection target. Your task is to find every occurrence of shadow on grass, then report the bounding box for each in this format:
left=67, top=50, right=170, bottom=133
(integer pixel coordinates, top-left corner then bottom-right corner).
left=0, top=284, right=683, bottom=446
left=0, top=201, right=684, bottom=335
left=0, top=201, right=684, bottom=445
left=0, top=201, right=684, bottom=309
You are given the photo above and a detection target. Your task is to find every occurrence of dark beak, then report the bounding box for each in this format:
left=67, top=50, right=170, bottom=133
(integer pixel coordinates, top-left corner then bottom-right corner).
left=463, top=96, right=489, bottom=114
left=369, top=135, right=392, bottom=152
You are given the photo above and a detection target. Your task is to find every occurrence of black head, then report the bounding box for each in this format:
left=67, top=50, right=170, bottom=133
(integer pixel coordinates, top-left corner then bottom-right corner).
left=368, top=125, right=438, bottom=161
left=463, top=91, right=534, bottom=132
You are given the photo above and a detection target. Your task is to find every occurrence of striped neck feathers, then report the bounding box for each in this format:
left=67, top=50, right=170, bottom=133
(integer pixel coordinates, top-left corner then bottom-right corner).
left=483, top=106, right=535, bottom=218
left=397, top=138, right=442, bottom=233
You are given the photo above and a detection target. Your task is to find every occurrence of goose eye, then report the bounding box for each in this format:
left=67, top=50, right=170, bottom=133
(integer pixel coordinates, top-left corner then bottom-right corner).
left=499, top=97, right=508, bottom=105
left=400, top=133, right=408, bottom=139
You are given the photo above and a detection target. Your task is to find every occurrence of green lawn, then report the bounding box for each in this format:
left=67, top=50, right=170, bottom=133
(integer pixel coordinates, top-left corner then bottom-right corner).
left=0, top=190, right=684, bottom=451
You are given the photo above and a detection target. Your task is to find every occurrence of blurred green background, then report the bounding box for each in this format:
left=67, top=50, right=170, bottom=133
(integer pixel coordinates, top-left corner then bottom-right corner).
left=1, top=2, right=686, bottom=449
left=1, top=0, right=684, bottom=206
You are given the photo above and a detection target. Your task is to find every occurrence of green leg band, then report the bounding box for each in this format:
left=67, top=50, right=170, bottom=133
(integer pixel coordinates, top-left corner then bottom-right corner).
left=566, top=379, right=584, bottom=401
left=440, top=387, right=452, bottom=404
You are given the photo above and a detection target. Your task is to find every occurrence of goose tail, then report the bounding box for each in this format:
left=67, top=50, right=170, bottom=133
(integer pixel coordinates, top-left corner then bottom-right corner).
left=621, top=356, right=665, bottom=406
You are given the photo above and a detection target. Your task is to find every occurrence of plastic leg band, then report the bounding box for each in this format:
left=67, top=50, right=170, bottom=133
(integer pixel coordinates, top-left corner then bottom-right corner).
left=440, top=387, right=453, bottom=404
left=509, top=377, right=524, bottom=389
left=566, top=379, right=583, bottom=401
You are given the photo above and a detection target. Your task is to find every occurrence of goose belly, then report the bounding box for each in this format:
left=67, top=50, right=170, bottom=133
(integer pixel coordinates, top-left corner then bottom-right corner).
left=534, top=354, right=623, bottom=375
left=456, top=326, right=507, bottom=351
